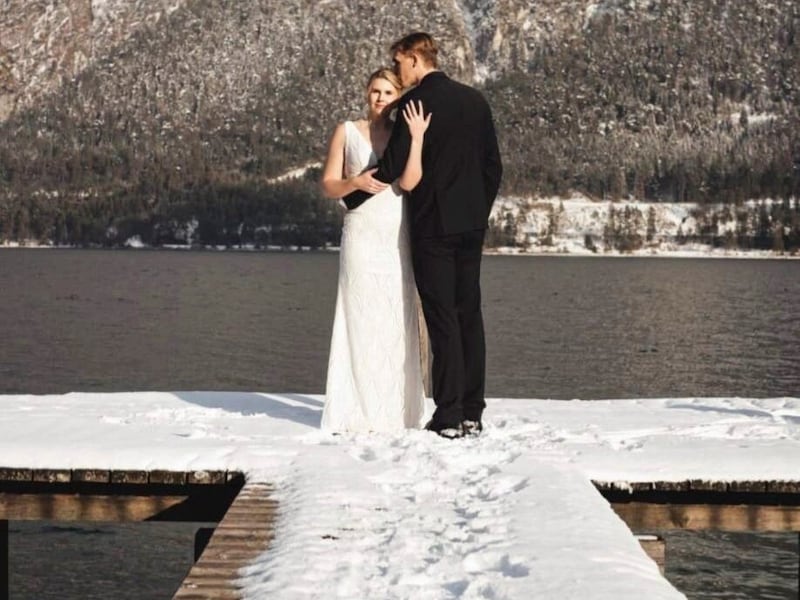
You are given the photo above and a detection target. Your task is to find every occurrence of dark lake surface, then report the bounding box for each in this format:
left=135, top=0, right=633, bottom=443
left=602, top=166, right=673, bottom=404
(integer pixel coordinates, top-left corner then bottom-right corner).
left=1, top=249, right=799, bottom=599
left=1, top=249, right=798, bottom=398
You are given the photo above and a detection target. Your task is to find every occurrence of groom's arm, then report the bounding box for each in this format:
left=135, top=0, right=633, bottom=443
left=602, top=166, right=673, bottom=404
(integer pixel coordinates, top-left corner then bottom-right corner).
left=482, top=107, right=503, bottom=214
left=342, top=98, right=413, bottom=208
left=375, top=99, right=413, bottom=184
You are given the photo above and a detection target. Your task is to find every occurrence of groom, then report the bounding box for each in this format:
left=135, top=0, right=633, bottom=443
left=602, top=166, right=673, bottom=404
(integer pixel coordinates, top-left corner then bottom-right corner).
left=344, top=32, right=502, bottom=439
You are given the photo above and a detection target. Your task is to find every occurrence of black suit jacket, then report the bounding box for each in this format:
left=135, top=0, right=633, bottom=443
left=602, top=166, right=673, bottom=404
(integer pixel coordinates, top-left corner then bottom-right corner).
left=343, top=72, right=502, bottom=237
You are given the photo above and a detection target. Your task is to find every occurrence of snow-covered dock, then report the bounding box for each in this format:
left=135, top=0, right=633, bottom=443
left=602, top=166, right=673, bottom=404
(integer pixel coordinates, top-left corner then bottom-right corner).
left=1, top=392, right=799, bottom=599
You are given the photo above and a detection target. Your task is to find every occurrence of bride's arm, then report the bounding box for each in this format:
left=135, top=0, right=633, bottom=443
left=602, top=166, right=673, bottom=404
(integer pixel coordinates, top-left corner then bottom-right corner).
left=320, top=123, right=388, bottom=199
left=397, top=100, right=431, bottom=192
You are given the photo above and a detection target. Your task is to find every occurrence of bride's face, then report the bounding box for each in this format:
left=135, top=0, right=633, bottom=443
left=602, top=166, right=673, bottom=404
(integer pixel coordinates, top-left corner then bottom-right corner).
left=367, top=78, right=399, bottom=119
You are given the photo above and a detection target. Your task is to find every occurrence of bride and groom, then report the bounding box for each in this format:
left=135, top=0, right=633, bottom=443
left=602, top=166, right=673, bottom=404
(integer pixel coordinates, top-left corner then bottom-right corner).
left=320, top=32, right=503, bottom=439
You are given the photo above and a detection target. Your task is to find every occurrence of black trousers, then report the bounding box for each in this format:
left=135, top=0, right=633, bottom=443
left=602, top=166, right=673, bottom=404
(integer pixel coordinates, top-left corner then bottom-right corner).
left=412, top=229, right=486, bottom=427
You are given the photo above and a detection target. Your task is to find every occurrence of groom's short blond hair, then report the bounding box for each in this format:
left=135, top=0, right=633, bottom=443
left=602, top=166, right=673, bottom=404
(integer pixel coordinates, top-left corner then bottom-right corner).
left=390, top=32, right=439, bottom=68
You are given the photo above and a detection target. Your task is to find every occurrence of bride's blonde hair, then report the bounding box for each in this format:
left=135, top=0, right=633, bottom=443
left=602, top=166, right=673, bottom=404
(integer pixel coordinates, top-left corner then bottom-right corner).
left=366, top=68, right=402, bottom=92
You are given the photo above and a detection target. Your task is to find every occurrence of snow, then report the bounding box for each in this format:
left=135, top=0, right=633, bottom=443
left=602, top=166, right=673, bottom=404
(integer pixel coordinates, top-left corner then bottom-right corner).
left=124, top=235, right=145, bottom=248
left=489, top=195, right=800, bottom=258
left=3, top=190, right=796, bottom=258
left=729, top=108, right=777, bottom=127
left=2, top=392, right=799, bottom=598
left=266, top=161, right=322, bottom=184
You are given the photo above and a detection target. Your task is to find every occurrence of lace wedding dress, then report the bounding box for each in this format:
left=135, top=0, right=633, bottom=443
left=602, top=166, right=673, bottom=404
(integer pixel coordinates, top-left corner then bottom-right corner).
left=321, top=121, right=425, bottom=432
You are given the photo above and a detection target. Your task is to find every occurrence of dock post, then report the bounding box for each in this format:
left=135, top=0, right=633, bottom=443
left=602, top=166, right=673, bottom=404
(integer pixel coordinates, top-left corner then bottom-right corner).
left=636, top=534, right=665, bottom=575
left=194, top=527, right=215, bottom=562
left=1, top=519, right=8, bottom=600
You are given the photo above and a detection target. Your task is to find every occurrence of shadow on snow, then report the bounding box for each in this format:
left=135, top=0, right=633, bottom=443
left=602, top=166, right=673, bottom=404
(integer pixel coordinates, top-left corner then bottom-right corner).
left=174, top=391, right=322, bottom=428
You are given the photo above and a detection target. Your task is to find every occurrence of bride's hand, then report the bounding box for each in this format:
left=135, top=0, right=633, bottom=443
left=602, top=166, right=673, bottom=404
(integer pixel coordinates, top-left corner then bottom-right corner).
left=351, top=168, right=389, bottom=194
left=403, top=100, right=431, bottom=140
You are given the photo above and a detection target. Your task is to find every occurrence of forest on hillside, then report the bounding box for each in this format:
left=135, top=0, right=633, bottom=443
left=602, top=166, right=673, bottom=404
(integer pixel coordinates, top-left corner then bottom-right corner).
left=0, top=0, right=798, bottom=248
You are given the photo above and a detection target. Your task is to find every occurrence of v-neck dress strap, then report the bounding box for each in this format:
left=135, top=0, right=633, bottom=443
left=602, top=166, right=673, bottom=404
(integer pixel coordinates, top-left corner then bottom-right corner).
left=343, top=121, right=377, bottom=178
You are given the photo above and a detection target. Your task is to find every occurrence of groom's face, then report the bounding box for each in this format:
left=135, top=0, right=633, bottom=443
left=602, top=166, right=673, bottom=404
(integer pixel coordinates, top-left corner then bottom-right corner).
left=392, top=51, right=417, bottom=88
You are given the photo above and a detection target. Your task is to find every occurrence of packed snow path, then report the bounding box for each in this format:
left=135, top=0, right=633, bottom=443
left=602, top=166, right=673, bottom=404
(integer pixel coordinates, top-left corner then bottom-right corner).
left=239, top=426, right=678, bottom=599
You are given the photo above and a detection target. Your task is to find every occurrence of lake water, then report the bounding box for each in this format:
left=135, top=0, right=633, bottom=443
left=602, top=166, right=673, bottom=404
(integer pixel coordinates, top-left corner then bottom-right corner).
left=1, top=249, right=799, bottom=599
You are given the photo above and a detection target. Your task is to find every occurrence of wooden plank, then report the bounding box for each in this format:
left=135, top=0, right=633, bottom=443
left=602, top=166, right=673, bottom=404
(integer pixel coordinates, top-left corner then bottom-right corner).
left=235, top=489, right=273, bottom=497
left=111, top=470, right=149, bottom=484
left=592, top=480, right=638, bottom=493
left=219, top=510, right=277, bottom=522
left=220, top=516, right=275, bottom=527
left=767, top=480, right=800, bottom=493
left=189, top=559, right=249, bottom=570
left=149, top=470, right=186, bottom=485
left=193, top=548, right=263, bottom=562
left=728, top=480, right=768, bottom=493
left=0, top=493, right=187, bottom=521
left=629, top=482, right=652, bottom=492
left=611, top=502, right=800, bottom=532
left=186, top=566, right=242, bottom=578
left=174, top=482, right=275, bottom=600
left=72, top=469, right=110, bottom=483
left=222, top=506, right=276, bottom=515
left=0, top=468, right=249, bottom=489
left=187, top=471, right=226, bottom=485
left=32, top=469, right=70, bottom=483
left=596, top=480, right=800, bottom=495
left=174, top=577, right=238, bottom=588
left=225, top=495, right=276, bottom=503
left=173, top=587, right=241, bottom=599
left=210, top=524, right=274, bottom=534
left=192, top=538, right=270, bottom=551
left=688, top=479, right=727, bottom=492
left=0, top=469, right=32, bottom=483
left=652, top=480, right=690, bottom=492
left=224, top=506, right=275, bottom=515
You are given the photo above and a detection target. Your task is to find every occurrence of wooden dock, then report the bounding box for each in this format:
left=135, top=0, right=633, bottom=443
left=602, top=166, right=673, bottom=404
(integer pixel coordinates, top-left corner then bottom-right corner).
left=0, top=468, right=276, bottom=600
left=172, top=482, right=276, bottom=599
left=595, top=479, right=800, bottom=592
left=3, top=469, right=800, bottom=598
left=594, top=479, right=800, bottom=532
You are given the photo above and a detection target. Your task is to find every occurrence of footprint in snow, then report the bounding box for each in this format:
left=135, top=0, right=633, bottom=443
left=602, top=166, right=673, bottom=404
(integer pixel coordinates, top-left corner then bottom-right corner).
left=474, top=476, right=529, bottom=501
left=463, top=552, right=530, bottom=578
left=352, top=446, right=378, bottom=462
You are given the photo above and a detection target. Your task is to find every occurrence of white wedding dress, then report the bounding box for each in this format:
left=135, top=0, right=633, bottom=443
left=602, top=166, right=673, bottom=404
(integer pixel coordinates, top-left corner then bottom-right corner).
left=321, top=121, right=425, bottom=432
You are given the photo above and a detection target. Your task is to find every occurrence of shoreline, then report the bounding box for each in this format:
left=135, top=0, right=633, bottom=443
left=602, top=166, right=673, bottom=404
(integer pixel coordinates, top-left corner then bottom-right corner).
left=2, top=242, right=798, bottom=260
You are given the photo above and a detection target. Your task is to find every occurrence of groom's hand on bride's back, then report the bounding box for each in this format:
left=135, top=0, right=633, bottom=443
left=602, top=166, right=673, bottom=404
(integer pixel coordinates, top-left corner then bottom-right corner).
left=352, top=168, right=390, bottom=195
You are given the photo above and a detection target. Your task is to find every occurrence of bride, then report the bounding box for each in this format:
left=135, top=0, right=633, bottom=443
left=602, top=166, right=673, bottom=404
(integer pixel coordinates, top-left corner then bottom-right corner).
left=319, top=68, right=431, bottom=432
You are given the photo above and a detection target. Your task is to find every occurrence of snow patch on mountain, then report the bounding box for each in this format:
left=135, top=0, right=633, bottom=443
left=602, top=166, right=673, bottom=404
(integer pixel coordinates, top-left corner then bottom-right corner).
left=489, top=195, right=797, bottom=257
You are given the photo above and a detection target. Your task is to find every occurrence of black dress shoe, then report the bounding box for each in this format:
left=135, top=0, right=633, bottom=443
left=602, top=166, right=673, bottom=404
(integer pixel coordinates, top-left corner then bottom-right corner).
left=462, top=420, right=483, bottom=436
left=424, top=419, right=465, bottom=439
